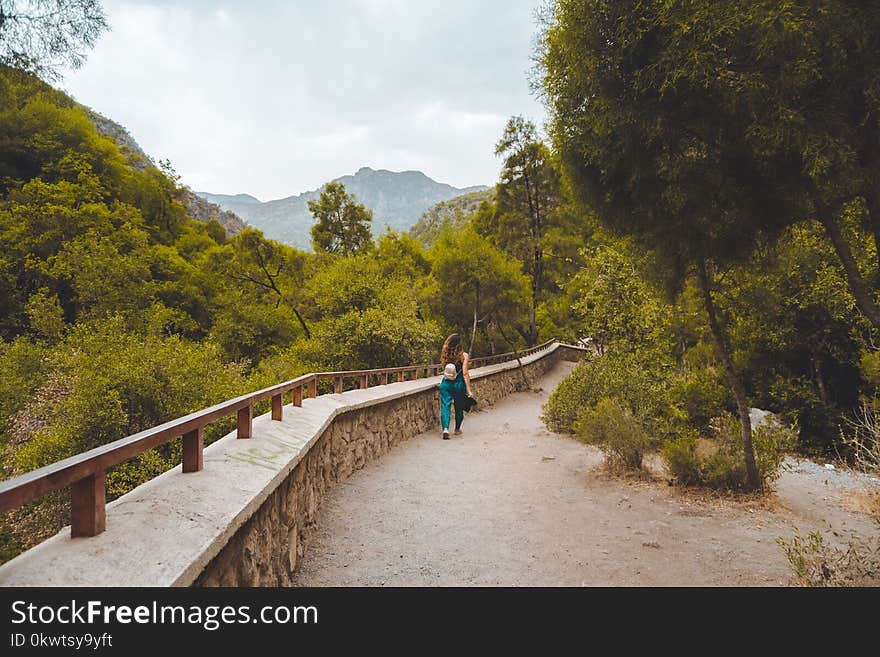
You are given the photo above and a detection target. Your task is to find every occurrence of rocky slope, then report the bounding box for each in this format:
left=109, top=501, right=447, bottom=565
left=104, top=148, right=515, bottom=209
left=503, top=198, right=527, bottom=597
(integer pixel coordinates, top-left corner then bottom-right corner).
left=178, top=188, right=246, bottom=236
left=85, top=108, right=153, bottom=171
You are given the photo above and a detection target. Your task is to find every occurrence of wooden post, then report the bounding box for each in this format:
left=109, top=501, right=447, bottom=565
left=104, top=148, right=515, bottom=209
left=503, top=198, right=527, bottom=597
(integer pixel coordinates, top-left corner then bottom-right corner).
left=382, top=372, right=389, bottom=385
left=334, top=376, right=343, bottom=394
left=271, top=393, right=283, bottom=421
left=398, top=371, right=405, bottom=383
left=182, top=427, right=203, bottom=473
left=309, top=377, right=317, bottom=399
left=71, top=471, right=106, bottom=537
left=360, top=374, right=368, bottom=389
left=293, top=385, right=302, bottom=407
left=237, top=405, right=252, bottom=439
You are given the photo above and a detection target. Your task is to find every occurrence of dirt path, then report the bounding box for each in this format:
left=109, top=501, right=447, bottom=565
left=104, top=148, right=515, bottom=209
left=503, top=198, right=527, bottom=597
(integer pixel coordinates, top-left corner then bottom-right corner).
left=292, top=360, right=878, bottom=586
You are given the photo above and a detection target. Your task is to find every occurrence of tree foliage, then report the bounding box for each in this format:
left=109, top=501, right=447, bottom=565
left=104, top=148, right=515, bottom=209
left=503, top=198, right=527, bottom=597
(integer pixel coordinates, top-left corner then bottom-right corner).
left=478, top=116, right=569, bottom=345
left=537, top=0, right=823, bottom=489
left=308, top=181, right=374, bottom=255
left=0, top=0, right=108, bottom=80
left=568, top=241, right=670, bottom=356
left=426, top=224, right=531, bottom=355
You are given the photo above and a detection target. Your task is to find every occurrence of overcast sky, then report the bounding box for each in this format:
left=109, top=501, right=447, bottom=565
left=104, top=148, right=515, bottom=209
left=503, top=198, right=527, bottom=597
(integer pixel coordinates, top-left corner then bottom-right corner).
left=60, top=0, right=548, bottom=201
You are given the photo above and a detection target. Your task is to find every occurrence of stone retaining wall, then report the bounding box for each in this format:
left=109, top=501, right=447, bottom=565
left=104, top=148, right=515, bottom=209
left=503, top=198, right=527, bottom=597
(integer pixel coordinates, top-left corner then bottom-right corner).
left=195, top=344, right=584, bottom=586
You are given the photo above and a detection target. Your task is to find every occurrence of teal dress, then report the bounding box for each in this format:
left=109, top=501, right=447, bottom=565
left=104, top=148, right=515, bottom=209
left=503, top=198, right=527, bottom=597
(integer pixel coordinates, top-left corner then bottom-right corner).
left=439, top=360, right=467, bottom=431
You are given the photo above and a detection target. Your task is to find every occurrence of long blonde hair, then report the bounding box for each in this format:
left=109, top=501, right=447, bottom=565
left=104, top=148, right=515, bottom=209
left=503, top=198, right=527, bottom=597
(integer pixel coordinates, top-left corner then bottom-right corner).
left=440, top=333, right=463, bottom=366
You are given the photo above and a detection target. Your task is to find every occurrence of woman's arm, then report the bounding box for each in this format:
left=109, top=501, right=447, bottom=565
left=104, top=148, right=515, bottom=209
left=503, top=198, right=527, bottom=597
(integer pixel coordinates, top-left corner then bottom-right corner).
left=462, top=352, right=474, bottom=396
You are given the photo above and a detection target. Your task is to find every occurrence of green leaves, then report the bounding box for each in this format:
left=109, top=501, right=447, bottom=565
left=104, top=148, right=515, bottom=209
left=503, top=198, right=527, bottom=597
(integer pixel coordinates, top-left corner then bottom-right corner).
left=426, top=224, right=531, bottom=349
left=308, top=181, right=374, bottom=256
left=9, top=316, right=249, bottom=475
left=569, top=241, right=670, bottom=354
left=540, top=0, right=801, bottom=268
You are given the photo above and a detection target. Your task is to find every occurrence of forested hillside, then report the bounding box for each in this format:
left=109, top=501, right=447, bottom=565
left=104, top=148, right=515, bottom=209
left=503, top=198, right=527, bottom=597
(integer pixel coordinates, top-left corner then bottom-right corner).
left=410, top=189, right=494, bottom=246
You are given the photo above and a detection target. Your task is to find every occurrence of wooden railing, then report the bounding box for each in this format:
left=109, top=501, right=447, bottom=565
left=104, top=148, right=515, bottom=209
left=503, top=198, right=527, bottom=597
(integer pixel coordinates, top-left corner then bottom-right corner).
left=0, top=339, right=557, bottom=538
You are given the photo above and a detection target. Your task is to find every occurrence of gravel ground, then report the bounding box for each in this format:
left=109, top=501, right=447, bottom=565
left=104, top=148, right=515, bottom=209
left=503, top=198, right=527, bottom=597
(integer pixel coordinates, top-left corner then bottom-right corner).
left=291, top=360, right=878, bottom=587
left=783, top=457, right=880, bottom=490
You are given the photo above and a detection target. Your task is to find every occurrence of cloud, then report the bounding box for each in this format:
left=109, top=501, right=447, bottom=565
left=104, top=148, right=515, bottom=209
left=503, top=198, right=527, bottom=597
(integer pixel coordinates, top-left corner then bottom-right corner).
left=61, top=0, right=547, bottom=199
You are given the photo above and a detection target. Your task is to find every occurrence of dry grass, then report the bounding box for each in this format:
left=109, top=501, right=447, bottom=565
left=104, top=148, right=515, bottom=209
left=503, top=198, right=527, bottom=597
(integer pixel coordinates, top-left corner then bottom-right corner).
left=841, top=487, right=880, bottom=520
left=666, top=482, right=785, bottom=513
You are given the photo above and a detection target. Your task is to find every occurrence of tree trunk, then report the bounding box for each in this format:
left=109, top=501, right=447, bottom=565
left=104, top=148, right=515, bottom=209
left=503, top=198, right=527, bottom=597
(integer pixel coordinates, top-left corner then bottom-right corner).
left=496, top=322, right=530, bottom=390
left=480, top=324, right=496, bottom=355
left=291, top=306, right=311, bottom=340
left=529, top=241, right=542, bottom=348
left=697, top=260, right=760, bottom=490
left=811, top=350, right=828, bottom=404
left=522, top=170, right=541, bottom=348
left=471, top=282, right=480, bottom=355
left=528, top=296, right=538, bottom=347
left=530, top=203, right=541, bottom=348
left=814, top=195, right=880, bottom=330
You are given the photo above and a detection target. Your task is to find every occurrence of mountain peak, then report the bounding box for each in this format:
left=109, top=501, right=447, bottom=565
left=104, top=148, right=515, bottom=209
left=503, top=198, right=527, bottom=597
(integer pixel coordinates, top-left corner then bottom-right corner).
left=202, top=168, right=489, bottom=248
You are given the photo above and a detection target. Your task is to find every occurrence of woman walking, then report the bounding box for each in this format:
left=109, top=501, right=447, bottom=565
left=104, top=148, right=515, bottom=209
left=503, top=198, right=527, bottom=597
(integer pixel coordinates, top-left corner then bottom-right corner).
left=439, top=333, right=474, bottom=440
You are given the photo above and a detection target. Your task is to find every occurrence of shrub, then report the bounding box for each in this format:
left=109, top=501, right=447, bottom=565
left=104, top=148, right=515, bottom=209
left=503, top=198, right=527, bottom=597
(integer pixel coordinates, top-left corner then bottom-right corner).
left=702, top=449, right=749, bottom=490
left=840, top=401, right=880, bottom=475
left=661, top=412, right=796, bottom=490
left=541, top=358, right=595, bottom=433
left=777, top=529, right=880, bottom=587
left=12, top=317, right=248, bottom=475
left=660, top=431, right=703, bottom=485
left=542, top=351, right=672, bottom=434
left=751, top=416, right=796, bottom=485
left=544, top=350, right=678, bottom=471
left=575, top=398, right=652, bottom=470
left=0, top=337, right=48, bottom=444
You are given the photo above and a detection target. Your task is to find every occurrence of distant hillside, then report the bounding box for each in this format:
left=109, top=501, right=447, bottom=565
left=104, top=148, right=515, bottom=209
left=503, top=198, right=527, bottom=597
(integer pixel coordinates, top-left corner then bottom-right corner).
left=200, top=168, right=488, bottom=248
left=83, top=109, right=246, bottom=236
left=199, top=192, right=262, bottom=212
left=409, top=188, right=495, bottom=246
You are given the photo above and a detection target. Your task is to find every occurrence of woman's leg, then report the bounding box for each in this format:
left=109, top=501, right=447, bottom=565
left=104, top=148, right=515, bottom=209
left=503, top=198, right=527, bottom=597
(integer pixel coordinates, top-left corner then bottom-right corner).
left=453, top=386, right=465, bottom=432
left=439, top=383, right=453, bottom=431
left=454, top=399, right=464, bottom=432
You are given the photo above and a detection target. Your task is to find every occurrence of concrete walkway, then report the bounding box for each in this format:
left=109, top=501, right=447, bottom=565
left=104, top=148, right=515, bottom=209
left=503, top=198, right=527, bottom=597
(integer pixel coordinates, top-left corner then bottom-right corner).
left=292, top=360, right=877, bottom=586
